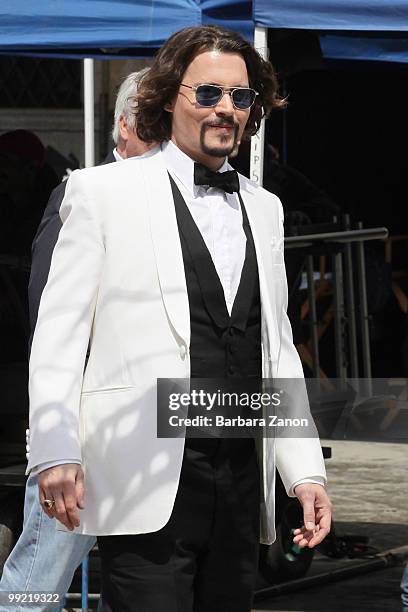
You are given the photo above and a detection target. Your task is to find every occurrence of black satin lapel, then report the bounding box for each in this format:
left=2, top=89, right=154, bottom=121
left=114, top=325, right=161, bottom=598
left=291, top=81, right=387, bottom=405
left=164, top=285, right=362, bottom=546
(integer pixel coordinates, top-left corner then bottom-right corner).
left=230, top=195, right=258, bottom=331
left=169, top=175, right=230, bottom=329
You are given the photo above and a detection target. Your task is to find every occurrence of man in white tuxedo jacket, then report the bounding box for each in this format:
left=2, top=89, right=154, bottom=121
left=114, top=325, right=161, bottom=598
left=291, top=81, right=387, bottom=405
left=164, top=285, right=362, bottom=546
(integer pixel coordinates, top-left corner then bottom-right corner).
left=28, top=25, right=331, bottom=611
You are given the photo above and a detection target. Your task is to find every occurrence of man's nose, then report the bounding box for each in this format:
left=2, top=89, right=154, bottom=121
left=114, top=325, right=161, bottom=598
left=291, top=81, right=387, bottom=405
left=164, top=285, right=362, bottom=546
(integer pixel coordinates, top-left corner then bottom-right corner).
left=214, top=91, right=235, bottom=114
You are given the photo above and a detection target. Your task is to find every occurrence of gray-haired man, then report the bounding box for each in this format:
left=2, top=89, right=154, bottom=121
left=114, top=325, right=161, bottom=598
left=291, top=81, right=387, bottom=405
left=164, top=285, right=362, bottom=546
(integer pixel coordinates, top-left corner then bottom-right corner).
left=0, top=69, right=152, bottom=611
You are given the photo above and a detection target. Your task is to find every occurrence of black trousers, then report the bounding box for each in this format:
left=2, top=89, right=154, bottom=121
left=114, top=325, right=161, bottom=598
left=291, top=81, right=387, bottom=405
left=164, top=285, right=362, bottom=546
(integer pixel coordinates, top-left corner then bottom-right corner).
left=97, top=438, right=260, bottom=612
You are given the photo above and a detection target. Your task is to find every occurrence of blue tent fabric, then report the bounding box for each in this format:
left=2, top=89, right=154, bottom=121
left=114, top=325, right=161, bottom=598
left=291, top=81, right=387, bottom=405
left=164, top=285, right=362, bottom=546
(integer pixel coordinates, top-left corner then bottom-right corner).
left=0, top=0, right=253, bottom=56
left=320, top=35, right=408, bottom=63
left=253, top=1, right=408, bottom=64
left=1, top=0, right=407, bottom=62
left=253, top=0, right=408, bottom=32
left=0, top=0, right=198, bottom=51
left=201, top=0, right=253, bottom=40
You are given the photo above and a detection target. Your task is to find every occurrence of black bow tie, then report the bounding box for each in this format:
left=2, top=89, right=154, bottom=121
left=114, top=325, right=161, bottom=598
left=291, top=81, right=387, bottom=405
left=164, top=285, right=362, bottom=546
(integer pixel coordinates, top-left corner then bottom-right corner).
left=194, top=163, right=240, bottom=194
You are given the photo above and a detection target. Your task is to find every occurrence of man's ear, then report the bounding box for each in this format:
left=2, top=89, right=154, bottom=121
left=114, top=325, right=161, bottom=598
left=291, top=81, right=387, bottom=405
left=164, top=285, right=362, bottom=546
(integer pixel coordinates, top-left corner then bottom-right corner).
left=164, top=100, right=174, bottom=113
left=118, top=116, right=129, bottom=140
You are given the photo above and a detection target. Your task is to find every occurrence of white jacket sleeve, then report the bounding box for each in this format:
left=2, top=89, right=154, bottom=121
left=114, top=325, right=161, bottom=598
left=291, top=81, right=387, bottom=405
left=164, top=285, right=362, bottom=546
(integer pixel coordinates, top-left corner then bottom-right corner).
left=27, top=169, right=105, bottom=473
left=273, top=197, right=327, bottom=496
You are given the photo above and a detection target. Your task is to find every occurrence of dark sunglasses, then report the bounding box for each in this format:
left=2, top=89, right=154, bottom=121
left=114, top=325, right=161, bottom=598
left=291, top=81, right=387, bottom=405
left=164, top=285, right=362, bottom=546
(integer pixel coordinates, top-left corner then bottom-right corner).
left=180, top=83, right=259, bottom=110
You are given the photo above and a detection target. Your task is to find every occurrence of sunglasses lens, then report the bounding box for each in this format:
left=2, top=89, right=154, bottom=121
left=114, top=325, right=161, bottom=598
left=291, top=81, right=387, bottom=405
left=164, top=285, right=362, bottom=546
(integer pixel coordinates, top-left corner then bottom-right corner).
left=195, top=85, right=223, bottom=107
left=232, top=88, right=256, bottom=109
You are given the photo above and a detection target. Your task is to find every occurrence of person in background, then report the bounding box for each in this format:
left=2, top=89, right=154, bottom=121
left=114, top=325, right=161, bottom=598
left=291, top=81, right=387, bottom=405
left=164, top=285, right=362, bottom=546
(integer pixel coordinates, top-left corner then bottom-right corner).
left=0, top=69, right=152, bottom=612
left=0, top=130, right=59, bottom=365
left=263, top=143, right=339, bottom=225
left=28, top=67, right=151, bottom=332
left=0, top=129, right=59, bottom=257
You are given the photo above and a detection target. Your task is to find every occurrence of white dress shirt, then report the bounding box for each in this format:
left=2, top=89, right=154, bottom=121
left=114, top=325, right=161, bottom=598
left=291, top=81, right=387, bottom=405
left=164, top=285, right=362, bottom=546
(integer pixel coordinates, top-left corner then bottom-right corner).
left=113, top=147, right=123, bottom=162
left=33, top=141, right=324, bottom=493
left=162, top=140, right=246, bottom=314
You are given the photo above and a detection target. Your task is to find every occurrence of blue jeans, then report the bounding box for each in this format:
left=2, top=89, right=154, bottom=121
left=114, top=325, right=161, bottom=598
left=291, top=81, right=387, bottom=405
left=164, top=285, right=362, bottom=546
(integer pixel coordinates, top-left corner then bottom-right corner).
left=0, top=475, right=96, bottom=612
left=402, top=562, right=408, bottom=612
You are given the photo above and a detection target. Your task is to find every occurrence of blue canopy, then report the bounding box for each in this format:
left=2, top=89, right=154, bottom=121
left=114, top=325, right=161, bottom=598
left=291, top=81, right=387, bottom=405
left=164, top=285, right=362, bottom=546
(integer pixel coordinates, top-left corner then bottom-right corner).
left=1, top=1, right=407, bottom=62
left=320, top=35, right=408, bottom=64
left=253, top=0, right=408, bottom=32
left=253, top=1, right=408, bottom=63
left=0, top=0, right=253, bottom=58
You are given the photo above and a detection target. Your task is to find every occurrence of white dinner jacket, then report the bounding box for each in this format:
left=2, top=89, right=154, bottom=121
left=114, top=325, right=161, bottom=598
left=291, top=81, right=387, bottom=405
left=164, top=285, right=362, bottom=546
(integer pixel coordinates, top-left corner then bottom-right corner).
left=27, top=148, right=326, bottom=542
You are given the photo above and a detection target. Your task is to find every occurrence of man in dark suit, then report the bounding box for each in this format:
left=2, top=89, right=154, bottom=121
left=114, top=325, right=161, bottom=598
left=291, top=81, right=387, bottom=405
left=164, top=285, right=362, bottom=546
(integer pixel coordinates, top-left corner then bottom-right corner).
left=28, top=68, right=152, bottom=332
left=0, top=68, right=152, bottom=611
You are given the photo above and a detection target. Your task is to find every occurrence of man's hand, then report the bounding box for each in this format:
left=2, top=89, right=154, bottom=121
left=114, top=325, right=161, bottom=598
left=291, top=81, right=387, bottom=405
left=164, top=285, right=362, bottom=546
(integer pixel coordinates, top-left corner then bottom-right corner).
left=292, top=483, right=332, bottom=548
left=38, top=464, right=84, bottom=531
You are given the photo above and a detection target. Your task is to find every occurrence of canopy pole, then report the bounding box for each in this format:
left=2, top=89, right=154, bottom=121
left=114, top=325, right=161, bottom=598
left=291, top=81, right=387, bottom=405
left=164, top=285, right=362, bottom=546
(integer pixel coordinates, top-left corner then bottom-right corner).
left=83, top=58, right=95, bottom=168
left=250, top=26, right=268, bottom=187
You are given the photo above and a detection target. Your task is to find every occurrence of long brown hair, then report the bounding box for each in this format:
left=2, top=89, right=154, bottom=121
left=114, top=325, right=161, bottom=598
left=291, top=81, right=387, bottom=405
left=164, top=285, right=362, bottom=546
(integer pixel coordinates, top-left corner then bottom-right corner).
left=135, top=25, right=285, bottom=143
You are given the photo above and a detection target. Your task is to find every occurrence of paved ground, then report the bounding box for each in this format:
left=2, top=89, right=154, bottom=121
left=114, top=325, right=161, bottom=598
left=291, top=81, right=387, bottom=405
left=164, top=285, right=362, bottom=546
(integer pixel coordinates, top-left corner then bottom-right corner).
left=253, top=439, right=408, bottom=612
left=323, top=439, right=408, bottom=525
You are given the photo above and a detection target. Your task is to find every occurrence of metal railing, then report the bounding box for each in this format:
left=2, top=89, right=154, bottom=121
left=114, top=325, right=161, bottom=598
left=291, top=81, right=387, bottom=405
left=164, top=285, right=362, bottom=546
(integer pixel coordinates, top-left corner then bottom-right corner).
left=284, top=223, right=388, bottom=379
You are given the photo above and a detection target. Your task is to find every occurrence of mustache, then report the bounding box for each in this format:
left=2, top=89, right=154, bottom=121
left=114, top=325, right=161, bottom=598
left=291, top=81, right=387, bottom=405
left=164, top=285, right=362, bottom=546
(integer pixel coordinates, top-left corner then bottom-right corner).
left=203, top=118, right=238, bottom=129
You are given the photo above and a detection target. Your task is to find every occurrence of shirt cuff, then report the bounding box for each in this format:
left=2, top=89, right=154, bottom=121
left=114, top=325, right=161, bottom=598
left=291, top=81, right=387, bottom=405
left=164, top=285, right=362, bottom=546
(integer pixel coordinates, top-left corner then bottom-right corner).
left=291, top=477, right=326, bottom=497
left=30, top=459, right=82, bottom=476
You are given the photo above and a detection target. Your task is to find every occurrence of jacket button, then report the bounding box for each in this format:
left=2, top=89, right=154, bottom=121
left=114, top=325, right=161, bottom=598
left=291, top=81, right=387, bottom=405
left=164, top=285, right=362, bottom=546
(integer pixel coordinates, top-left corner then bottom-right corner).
left=179, top=345, right=187, bottom=359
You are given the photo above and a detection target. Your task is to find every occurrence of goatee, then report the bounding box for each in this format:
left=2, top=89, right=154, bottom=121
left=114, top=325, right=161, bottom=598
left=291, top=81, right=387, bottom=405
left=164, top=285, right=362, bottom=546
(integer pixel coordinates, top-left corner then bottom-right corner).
left=199, top=121, right=239, bottom=158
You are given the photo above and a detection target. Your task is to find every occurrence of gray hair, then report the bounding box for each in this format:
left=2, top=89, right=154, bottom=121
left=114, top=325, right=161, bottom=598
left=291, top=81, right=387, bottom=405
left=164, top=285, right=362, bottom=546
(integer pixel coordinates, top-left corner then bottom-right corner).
left=111, top=67, right=150, bottom=145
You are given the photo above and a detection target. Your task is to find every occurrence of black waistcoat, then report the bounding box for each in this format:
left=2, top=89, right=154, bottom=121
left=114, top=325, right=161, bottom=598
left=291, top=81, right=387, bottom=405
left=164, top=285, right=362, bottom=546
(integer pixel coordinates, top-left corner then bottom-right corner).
left=169, top=176, right=262, bottom=380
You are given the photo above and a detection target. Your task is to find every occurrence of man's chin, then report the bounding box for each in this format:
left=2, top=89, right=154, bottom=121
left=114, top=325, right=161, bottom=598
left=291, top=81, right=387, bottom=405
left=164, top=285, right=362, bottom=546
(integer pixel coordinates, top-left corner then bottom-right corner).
left=201, top=140, right=235, bottom=158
